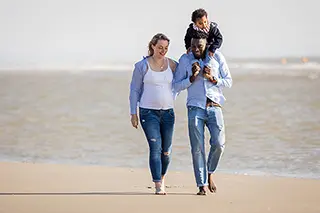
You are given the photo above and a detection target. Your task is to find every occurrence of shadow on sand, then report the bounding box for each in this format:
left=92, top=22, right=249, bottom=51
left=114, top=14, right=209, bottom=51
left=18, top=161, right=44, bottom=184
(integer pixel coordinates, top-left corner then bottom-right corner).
left=0, top=191, right=195, bottom=196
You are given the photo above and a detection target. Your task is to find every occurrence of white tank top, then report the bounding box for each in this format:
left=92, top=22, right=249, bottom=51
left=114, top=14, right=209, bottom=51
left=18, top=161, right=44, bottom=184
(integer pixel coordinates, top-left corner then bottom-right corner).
left=139, top=58, right=174, bottom=110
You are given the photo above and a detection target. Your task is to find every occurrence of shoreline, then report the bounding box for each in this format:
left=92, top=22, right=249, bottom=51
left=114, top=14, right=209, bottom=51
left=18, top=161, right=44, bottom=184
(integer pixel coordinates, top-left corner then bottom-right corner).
left=0, top=159, right=318, bottom=180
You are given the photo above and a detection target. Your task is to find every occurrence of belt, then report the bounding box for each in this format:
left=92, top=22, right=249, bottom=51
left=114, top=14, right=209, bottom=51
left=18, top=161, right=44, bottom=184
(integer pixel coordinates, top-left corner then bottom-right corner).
left=206, top=100, right=221, bottom=108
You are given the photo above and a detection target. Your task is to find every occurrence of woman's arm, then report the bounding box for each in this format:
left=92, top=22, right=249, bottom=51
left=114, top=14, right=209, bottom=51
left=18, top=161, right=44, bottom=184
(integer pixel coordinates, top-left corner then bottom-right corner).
left=129, top=61, right=144, bottom=115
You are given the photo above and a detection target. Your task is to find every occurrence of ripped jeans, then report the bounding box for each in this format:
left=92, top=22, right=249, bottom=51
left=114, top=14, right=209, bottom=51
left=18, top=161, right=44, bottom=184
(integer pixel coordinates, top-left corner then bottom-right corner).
left=187, top=105, right=225, bottom=187
left=139, top=108, right=175, bottom=182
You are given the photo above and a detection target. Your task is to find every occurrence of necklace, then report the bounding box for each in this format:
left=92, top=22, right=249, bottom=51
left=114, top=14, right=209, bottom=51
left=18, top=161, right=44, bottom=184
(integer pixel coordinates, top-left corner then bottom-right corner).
left=152, top=56, right=165, bottom=70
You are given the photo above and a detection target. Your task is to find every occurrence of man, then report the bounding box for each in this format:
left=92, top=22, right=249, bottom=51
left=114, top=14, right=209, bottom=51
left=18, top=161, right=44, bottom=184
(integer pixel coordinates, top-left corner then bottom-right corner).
left=173, top=34, right=232, bottom=195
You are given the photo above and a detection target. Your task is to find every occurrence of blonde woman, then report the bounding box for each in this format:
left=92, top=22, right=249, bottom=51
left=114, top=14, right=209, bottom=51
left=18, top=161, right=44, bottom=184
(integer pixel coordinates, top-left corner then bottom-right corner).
left=129, top=33, right=177, bottom=195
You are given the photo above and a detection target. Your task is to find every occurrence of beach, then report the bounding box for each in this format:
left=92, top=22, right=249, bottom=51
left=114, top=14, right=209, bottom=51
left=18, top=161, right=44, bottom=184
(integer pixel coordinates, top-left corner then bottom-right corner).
left=0, top=65, right=319, bottom=212
left=0, top=162, right=319, bottom=213
left=1, top=0, right=320, bottom=211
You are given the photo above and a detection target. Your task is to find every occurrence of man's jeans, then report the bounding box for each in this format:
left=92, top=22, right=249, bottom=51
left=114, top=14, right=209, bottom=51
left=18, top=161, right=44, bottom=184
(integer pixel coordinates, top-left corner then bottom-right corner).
left=187, top=105, right=225, bottom=187
left=139, top=108, right=175, bottom=182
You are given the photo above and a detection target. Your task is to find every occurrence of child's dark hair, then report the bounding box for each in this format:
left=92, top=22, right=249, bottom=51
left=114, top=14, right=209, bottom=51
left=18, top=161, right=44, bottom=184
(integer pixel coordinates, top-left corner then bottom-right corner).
left=191, top=8, right=208, bottom=23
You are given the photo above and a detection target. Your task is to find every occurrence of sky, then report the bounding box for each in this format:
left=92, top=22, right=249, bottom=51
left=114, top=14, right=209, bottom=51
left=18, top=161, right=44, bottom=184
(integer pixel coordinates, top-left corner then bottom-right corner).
left=0, top=0, right=319, bottom=69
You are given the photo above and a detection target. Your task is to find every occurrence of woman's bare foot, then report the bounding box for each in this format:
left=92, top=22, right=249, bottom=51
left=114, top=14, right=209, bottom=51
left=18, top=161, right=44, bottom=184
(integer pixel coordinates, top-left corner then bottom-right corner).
left=208, top=173, right=217, bottom=193
left=155, top=182, right=166, bottom=195
left=196, top=186, right=207, bottom=195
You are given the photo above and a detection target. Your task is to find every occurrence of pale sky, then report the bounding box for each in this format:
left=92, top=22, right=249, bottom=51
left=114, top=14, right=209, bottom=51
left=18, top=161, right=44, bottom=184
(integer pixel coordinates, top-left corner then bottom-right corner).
left=0, top=0, right=319, bottom=69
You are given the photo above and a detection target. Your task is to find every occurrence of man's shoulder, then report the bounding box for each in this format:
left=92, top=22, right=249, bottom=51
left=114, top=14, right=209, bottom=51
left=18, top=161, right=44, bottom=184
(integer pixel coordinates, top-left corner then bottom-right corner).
left=213, top=51, right=225, bottom=62
left=214, top=50, right=223, bottom=56
left=178, top=53, right=193, bottom=65
left=180, top=53, right=193, bottom=60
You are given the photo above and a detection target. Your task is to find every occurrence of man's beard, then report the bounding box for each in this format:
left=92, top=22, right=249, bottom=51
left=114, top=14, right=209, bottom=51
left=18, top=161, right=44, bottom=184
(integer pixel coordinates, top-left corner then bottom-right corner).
left=194, top=55, right=200, bottom=59
left=193, top=51, right=205, bottom=59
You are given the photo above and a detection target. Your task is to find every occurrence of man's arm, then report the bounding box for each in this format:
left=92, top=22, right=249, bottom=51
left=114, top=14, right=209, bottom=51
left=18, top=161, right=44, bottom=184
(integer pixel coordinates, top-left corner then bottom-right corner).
left=215, top=53, right=232, bottom=88
left=203, top=53, right=232, bottom=88
left=172, top=55, right=192, bottom=94
left=129, top=62, right=144, bottom=115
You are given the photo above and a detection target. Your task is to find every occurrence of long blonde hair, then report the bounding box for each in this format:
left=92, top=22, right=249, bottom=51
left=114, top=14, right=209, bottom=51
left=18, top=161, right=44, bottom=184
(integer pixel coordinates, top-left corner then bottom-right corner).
left=148, top=33, right=170, bottom=56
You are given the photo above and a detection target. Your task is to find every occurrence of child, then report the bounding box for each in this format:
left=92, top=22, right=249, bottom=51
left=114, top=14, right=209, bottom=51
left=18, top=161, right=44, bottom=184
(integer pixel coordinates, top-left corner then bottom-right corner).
left=184, top=8, right=223, bottom=57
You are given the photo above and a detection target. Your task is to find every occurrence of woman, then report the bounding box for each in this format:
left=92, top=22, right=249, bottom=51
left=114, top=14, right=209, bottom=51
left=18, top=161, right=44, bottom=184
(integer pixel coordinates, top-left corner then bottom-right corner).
left=129, top=33, right=177, bottom=195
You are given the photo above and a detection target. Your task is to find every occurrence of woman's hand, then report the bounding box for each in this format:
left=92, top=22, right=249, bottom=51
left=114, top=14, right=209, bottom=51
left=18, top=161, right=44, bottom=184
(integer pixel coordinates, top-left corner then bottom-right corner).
left=131, top=114, right=139, bottom=129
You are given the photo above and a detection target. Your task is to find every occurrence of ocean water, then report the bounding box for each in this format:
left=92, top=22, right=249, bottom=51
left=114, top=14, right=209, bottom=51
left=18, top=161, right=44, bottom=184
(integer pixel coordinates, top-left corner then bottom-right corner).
left=0, top=61, right=319, bottom=179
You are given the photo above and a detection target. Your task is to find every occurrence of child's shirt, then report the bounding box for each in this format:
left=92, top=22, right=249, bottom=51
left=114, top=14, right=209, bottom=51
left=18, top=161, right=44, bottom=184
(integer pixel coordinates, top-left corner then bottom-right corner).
left=184, top=22, right=223, bottom=53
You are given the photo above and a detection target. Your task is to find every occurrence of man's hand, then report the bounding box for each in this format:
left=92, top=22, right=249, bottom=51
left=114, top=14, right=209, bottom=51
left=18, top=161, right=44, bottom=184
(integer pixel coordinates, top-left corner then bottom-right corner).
left=192, top=62, right=201, bottom=75
left=131, top=114, right=138, bottom=129
left=203, top=66, right=217, bottom=84
left=190, top=62, right=201, bottom=83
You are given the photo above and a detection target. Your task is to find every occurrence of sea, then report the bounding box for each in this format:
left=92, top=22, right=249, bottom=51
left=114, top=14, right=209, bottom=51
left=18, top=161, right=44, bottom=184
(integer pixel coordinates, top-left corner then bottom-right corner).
left=0, top=57, right=319, bottom=179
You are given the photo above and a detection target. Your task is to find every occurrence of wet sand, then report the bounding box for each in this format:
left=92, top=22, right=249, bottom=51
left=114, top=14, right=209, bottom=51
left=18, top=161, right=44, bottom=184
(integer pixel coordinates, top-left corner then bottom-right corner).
left=0, top=162, right=319, bottom=213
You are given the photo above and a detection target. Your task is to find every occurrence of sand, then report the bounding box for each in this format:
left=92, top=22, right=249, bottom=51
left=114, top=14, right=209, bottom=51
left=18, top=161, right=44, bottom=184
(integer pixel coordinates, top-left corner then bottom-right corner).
left=0, top=162, right=319, bottom=213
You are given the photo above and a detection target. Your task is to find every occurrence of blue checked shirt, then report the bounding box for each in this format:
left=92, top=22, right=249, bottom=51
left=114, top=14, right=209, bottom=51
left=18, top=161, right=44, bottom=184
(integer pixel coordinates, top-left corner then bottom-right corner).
left=172, top=51, right=232, bottom=109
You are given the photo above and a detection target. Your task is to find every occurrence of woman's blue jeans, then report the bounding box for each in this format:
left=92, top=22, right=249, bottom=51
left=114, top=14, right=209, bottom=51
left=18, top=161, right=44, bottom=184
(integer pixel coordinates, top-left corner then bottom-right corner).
left=139, top=108, right=175, bottom=182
